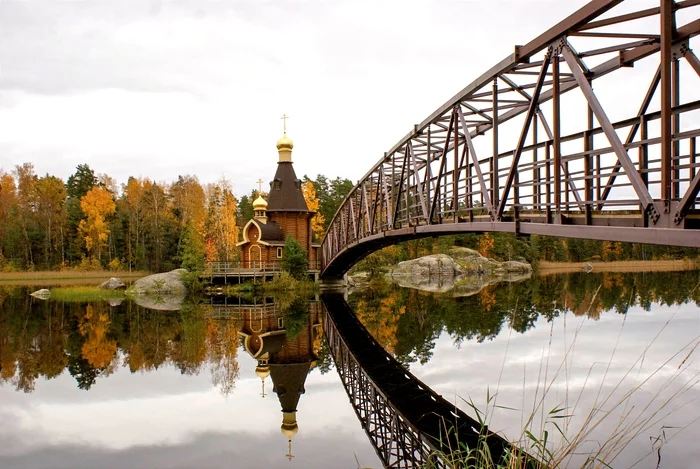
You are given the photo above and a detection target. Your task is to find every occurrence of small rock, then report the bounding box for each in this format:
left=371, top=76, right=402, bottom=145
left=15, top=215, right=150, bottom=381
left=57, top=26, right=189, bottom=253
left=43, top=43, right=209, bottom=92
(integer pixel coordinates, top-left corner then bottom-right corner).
left=108, top=298, right=124, bottom=307
left=30, top=289, right=51, bottom=300
left=98, top=277, right=126, bottom=290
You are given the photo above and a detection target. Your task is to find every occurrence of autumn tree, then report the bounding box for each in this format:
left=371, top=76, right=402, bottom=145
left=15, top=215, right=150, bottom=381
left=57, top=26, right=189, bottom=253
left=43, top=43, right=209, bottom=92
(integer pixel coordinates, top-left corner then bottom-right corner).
left=303, top=174, right=353, bottom=231
left=35, top=175, right=67, bottom=267
left=79, top=186, right=116, bottom=262
left=478, top=233, right=495, bottom=258
left=13, top=163, right=39, bottom=267
left=302, top=181, right=325, bottom=239
left=66, top=164, right=98, bottom=262
left=0, top=171, right=19, bottom=267
left=204, top=178, right=239, bottom=263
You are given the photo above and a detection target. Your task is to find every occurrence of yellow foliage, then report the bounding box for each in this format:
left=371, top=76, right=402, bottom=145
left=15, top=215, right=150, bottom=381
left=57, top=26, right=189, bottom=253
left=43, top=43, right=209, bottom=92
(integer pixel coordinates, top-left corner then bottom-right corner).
left=80, top=305, right=118, bottom=369
left=79, top=186, right=116, bottom=260
left=204, top=178, right=239, bottom=262
left=478, top=233, right=495, bottom=258
left=302, top=181, right=325, bottom=238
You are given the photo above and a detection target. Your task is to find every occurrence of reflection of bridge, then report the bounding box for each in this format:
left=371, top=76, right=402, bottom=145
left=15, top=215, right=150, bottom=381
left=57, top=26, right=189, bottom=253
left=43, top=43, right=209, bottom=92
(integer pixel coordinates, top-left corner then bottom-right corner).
left=321, top=0, right=700, bottom=278
left=322, top=293, right=532, bottom=468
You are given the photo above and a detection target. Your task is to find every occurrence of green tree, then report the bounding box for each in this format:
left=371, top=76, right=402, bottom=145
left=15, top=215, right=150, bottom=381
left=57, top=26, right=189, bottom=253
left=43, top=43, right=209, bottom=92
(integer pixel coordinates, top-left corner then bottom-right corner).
left=281, top=235, right=308, bottom=279
left=179, top=222, right=205, bottom=273
left=66, top=164, right=97, bottom=262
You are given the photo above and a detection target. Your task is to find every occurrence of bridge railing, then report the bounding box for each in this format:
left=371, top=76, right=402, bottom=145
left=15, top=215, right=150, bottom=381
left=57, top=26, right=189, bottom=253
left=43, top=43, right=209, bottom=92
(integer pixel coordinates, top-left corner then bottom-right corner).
left=321, top=0, right=700, bottom=275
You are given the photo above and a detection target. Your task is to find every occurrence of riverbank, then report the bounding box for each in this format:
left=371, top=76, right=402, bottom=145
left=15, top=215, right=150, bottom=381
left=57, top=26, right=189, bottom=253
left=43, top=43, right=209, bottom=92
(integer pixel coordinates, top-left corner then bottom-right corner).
left=0, top=270, right=147, bottom=287
left=537, top=258, right=699, bottom=276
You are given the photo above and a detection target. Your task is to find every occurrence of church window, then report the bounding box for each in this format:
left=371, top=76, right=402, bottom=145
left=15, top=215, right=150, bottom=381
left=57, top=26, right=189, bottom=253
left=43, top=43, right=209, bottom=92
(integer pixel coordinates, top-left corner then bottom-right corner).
left=277, top=318, right=284, bottom=328
left=273, top=179, right=281, bottom=190
left=277, top=247, right=283, bottom=258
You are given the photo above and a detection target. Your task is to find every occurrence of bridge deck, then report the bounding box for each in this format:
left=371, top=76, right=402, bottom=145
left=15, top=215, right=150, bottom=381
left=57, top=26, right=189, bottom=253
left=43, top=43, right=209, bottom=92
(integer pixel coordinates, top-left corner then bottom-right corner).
left=322, top=293, right=536, bottom=467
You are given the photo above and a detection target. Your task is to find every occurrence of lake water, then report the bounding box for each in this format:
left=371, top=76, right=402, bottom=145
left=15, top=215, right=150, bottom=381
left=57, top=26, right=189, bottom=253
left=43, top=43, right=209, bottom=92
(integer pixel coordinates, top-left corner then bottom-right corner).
left=0, top=271, right=698, bottom=468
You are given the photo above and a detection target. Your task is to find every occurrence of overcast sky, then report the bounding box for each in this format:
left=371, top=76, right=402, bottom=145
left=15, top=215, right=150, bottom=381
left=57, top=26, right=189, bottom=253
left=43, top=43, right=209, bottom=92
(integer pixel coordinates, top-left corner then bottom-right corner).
left=1, top=0, right=693, bottom=198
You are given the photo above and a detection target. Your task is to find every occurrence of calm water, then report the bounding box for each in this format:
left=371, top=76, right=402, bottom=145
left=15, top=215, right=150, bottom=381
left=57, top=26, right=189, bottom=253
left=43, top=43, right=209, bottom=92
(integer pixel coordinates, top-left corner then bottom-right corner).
left=1, top=271, right=699, bottom=468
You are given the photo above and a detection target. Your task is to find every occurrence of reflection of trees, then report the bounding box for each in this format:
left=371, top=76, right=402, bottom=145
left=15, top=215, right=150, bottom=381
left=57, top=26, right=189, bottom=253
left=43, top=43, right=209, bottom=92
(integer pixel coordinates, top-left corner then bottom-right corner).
left=207, top=316, right=239, bottom=396
left=79, top=304, right=118, bottom=370
left=2, top=271, right=697, bottom=392
left=349, top=271, right=700, bottom=368
left=0, top=295, right=242, bottom=393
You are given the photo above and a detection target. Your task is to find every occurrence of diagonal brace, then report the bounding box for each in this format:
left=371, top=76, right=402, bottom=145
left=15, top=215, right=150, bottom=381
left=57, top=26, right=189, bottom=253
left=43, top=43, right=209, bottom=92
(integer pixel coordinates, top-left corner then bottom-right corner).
left=457, top=106, right=494, bottom=219
left=561, top=44, right=660, bottom=223
left=497, top=53, right=551, bottom=219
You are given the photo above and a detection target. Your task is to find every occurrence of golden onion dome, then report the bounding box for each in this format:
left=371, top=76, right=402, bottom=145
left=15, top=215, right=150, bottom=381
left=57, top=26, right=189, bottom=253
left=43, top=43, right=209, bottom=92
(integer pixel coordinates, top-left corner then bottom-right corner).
left=276, top=134, right=294, bottom=151
left=255, top=365, right=270, bottom=380
left=281, top=423, right=299, bottom=439
left=252, top=194, right=268, bottom=211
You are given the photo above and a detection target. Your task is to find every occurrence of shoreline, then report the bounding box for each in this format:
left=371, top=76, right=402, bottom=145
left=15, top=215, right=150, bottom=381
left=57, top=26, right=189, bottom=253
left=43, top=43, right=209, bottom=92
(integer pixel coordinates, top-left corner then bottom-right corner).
left=536, top=259, right=699, bottom=276
left=0, top=270, right=146, bottom=287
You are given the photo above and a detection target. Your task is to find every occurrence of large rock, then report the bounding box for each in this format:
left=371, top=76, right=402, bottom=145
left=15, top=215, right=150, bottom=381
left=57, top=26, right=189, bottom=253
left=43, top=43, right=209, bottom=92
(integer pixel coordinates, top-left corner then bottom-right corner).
left=131, top=269, right=188, bottom=296
left=98, top=277, right=126, bottom=290
left=391, top=254, right=464, bottom=278
left=30, top=288, right=51, bottom=300
left=386, top=247, right=532, bottom=295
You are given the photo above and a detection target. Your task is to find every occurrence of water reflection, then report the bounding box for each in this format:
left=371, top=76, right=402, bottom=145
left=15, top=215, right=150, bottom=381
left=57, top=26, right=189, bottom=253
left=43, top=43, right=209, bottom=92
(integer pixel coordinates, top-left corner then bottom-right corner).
left=349, top=271, right=700, bottom=365
left=0, top=270, right=698, bottom=468
left=236, top=297, right=323, bottom=460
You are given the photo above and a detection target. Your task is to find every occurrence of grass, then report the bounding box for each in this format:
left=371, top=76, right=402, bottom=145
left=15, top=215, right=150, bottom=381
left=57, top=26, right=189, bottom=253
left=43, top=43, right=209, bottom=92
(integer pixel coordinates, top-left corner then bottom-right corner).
left=537, top=259, right=699, bottom=276
left=47, top=286, right=127, bottom=302
left=420, top=281, right=700, bottom=469
left=0, top=270, right=146, bottom=287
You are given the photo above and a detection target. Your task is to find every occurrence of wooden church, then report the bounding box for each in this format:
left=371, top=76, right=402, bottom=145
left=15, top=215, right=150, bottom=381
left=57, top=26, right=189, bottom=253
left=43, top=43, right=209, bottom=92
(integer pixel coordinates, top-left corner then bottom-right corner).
left=237, top=131, right=320, bottom=270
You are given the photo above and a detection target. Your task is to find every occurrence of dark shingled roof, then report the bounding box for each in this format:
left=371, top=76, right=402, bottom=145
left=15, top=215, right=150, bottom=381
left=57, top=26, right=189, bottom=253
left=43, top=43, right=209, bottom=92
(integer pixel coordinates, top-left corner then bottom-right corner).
left=267, top=162, right=310, bottom=212
left=270, top=362, right=312, bottom=412
left=256, top=220, right=285, bottom=242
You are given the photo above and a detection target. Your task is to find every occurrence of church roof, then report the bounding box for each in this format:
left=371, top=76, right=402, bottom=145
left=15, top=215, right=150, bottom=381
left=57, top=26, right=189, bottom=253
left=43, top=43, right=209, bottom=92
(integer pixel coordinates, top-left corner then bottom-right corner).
left=258, top=220, right=285, bottom=241
left=267, top=162, right=310, bottom=213
left=270, top=362, right=312, bottom=413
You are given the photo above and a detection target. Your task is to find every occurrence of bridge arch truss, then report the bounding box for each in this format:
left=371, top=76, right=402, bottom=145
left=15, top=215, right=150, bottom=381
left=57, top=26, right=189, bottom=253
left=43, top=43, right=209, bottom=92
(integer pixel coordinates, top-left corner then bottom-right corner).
left=322, top=0, right=700, bottom=278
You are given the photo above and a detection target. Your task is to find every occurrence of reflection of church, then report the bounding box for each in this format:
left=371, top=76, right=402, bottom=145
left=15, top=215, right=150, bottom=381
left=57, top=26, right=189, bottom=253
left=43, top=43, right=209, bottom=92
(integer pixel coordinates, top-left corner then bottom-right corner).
left=238, top=300, right=322, bottom=460
left=237, top=129, right=320, bottom=269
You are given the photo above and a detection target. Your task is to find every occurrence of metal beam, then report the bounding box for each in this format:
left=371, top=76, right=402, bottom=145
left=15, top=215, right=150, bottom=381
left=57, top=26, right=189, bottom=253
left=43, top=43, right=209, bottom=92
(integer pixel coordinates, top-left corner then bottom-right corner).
left=457, top=106, right=494, bottom=218
left=497, top=53, right=551, bottom=219
left=561, top=44, right=660, bottom=222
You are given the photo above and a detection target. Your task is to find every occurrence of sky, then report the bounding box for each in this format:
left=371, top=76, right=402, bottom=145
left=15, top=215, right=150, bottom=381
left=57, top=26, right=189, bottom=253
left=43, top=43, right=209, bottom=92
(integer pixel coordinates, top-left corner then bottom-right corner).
left=0, top=0, right=696, bottom=199
left=0, top=0, right=598, bottom=197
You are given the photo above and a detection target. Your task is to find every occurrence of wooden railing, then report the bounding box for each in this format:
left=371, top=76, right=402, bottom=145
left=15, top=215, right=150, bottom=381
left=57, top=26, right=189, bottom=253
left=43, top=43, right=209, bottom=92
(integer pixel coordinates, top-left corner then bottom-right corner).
left=206, top=260, right=321, bottom=274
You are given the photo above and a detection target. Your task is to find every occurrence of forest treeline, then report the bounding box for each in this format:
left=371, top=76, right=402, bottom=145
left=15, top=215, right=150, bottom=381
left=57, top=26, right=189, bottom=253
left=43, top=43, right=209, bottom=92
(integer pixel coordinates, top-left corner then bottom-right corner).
left=0, top=163, right=352, bottom=272
left=1, top=163, right=696, bottom=273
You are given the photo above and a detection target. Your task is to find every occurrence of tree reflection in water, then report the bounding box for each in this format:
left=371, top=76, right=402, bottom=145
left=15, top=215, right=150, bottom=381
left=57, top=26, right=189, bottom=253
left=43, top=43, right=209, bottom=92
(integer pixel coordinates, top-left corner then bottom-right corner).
left=1, top=271, right=698, bottom=393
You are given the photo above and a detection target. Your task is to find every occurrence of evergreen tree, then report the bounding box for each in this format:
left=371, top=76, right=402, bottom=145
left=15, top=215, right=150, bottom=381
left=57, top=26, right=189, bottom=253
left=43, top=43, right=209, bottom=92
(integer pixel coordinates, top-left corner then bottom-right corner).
left=179, top=222, right=206, bottom=273
left=281, top=235, right=308, bottom=279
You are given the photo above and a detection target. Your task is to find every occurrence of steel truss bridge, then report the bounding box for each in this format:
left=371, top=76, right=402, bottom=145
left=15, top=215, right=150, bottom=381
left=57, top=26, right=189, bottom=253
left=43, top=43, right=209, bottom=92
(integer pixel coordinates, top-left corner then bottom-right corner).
left=322, top=293, right=536, bottom=468
left=321, top=0, right=700, bottom=278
